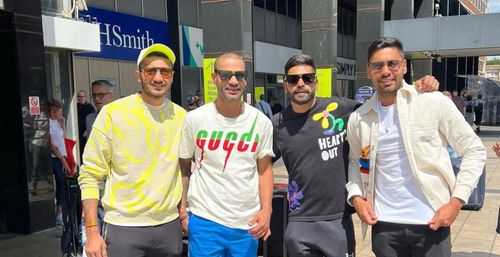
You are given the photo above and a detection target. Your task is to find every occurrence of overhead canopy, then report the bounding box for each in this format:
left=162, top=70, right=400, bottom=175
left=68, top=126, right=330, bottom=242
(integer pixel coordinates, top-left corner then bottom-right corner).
left=384, top=13, right=500, bottom=59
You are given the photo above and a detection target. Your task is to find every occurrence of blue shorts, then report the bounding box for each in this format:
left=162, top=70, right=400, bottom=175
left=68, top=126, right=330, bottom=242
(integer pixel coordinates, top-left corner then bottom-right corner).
left=188, top=214, right=258, bottom=257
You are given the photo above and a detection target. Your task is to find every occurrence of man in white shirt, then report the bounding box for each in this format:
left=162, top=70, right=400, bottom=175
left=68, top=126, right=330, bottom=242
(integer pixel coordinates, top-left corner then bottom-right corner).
left=346, top=37, right=486, bottom=257
left=179, top=52, right=274, bottom=257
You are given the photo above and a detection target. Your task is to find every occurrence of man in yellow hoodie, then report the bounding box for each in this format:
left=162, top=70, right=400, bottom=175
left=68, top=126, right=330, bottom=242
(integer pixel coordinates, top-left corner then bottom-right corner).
left=79, top=43, right=186, bottom=257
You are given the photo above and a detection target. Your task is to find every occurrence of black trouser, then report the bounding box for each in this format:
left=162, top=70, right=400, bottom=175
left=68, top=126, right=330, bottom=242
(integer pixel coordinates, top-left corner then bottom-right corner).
left=372, top=221, right=451, bottom=257
left=284, top=216, right=355, bottom=257
left=103, top=220, right=183, bottom=257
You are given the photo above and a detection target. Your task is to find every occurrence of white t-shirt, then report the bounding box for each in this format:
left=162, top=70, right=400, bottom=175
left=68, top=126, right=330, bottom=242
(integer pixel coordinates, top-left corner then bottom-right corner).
left=50, top=118, right=66, bottom=157
left=180, top=102, right=274, bottom=229
left=374, top=101, right=434, bottom=225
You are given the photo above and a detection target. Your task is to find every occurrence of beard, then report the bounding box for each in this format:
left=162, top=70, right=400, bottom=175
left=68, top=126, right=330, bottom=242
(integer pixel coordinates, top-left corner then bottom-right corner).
left=287, top=90, right=315, bottom=105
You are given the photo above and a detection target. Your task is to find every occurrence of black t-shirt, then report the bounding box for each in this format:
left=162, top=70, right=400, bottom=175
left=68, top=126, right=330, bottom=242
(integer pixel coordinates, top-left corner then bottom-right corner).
left=272, top=97, right=360, bottom=221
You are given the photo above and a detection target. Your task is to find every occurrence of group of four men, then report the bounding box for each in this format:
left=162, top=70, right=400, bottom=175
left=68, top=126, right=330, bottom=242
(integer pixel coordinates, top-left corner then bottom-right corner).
left=79, top=37, right=486, bottom=257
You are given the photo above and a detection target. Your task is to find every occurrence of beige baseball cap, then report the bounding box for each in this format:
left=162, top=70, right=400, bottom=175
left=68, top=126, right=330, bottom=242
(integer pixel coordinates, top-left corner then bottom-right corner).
left=136, top=43, right=176, bottom=68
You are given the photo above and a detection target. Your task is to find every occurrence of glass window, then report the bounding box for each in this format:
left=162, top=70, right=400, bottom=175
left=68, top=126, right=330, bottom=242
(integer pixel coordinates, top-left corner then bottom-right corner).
left=267, top=74, right=278, bottom=83
left=254, top=0, right=265, bottom=8
left=144, top=0, right=166, bottom=21
left=255, top=73, right=266, bottom=85
left=41, top=0, right=68, bottom=16
left=266, top=0, right=276, bottom=12
left=338, top=8, right=344, bottom=34
left=117, top=0, right=142, bottom=16
left=288, top=0, right=297, bottom=18
left=277, top=0, right=286, bottom=15
left=298, top=0, right=302, bottom=20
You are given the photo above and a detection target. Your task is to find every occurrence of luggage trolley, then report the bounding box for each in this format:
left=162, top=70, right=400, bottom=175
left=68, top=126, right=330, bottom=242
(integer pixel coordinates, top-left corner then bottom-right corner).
left=61, top=176, right=83, bottom=257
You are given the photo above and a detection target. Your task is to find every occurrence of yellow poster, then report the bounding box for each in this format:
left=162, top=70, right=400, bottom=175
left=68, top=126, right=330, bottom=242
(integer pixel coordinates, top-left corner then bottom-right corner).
left=316, top=68, right=332, bottom=97
left=203, top=58, right=217, bottom=103
left=254, top=86, right=264, bottom=102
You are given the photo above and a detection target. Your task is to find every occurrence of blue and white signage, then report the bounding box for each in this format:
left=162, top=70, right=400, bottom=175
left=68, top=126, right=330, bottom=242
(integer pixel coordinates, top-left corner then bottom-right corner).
left=355, top=86, right=375, bottom=103
left=181, top=25, right=203, bottom=68
left=76, top=7, right=170, bottom=61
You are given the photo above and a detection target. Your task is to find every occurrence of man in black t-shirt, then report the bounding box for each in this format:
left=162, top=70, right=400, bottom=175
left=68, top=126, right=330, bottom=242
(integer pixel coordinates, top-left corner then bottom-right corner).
left=272, top=54, right=439, bottom=257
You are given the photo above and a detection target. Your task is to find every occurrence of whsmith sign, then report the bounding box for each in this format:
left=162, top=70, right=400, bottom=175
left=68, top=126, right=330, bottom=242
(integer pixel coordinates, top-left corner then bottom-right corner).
left=77, top=7, right=170, bottom=61
left=336, top=57, right=356, bottom=80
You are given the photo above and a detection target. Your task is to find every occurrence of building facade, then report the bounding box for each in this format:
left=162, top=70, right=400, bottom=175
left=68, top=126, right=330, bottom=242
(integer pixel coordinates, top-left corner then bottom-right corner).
left=486, top=64, right=500, bottom=81
left=0, top=0, right=202, bottom=234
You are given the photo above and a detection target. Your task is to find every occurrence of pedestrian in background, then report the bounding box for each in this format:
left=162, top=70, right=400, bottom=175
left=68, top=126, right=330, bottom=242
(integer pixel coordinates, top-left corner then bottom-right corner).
left=474, top=94, right=485, bottom=132
left=49, top=99, right=71, bottom=226
left=463, top=90, right=474, bottom=126
left=83, top=80, right=115, bottom=138
left=256, top=94, right=273, bottom=118
left=270, top=97, right=283, bottom=114
left=452, top=90, right=466, bottom=115
left=77, top=90, right=95, bottom=160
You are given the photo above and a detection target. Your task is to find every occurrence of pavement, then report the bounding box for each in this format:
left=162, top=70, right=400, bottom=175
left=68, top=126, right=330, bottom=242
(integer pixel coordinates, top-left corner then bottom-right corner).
left=1, top=126, right=499, bottom=257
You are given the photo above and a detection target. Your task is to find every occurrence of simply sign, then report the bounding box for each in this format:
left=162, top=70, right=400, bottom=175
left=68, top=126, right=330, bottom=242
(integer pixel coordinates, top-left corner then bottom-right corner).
left=76, top=7, right=170, bottom=61
left=336, top=57, right=356, bottom=80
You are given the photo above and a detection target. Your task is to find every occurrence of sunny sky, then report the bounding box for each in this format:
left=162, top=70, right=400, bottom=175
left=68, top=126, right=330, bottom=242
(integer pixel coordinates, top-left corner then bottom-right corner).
left=489, top=0, right=500, bottom=13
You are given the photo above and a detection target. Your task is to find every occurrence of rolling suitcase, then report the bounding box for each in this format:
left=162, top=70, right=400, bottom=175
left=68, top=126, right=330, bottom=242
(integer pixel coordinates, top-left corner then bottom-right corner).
left=451, top=154, right=486, bottom=210
left=258, top=189, right=288, bottom=257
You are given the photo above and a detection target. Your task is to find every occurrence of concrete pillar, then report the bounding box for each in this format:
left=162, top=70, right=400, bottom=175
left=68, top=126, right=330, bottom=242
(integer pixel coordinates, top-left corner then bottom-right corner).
left=201, top=0, right=254, bottom=93
left=355, top=0, right=384, bottom=88
left=301, top=0, right=339, bottom=95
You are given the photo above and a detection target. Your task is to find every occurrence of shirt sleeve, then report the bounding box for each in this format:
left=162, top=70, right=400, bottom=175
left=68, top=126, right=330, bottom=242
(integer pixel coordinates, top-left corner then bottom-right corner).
left=437, top=94, right=486, bottom=202
left=179, top=116, right=195, bottom=159
left=78, top=108, right=113, bottom=200
left=257, top=116, right=275, bottom=159
left=345, top=111, right=364, bottom=205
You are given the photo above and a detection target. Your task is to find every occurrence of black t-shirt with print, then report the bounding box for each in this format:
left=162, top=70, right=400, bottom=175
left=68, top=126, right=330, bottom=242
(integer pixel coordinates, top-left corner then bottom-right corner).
left=272, top=97, right=360, bottom=221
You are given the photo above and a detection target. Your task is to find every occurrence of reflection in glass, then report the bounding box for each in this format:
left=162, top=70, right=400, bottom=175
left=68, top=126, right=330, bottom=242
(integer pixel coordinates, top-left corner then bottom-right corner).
left=29, top=100, right=53, bottom=200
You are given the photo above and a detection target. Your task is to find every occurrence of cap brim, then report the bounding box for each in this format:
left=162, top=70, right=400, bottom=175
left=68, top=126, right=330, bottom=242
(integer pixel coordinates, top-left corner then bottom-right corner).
left=137, top=43, right=176, bottom=67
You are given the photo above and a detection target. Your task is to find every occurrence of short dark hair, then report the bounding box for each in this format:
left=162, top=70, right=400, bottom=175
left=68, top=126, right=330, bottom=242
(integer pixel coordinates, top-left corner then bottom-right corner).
left=284, top=54, right=316, bottom=75
left=49, top=99, right=62, bottom=111
left=367, top=37, right=405, bottom=61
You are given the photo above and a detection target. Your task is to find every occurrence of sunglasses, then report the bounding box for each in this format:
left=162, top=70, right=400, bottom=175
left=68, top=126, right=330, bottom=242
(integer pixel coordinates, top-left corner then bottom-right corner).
left=141, top=67, right=174, bottom=79
left=285, top=73, right=316, bottom=85
left=369, top=59, right=404, bottom=72
left=215, top=70, right=247, bottom=81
